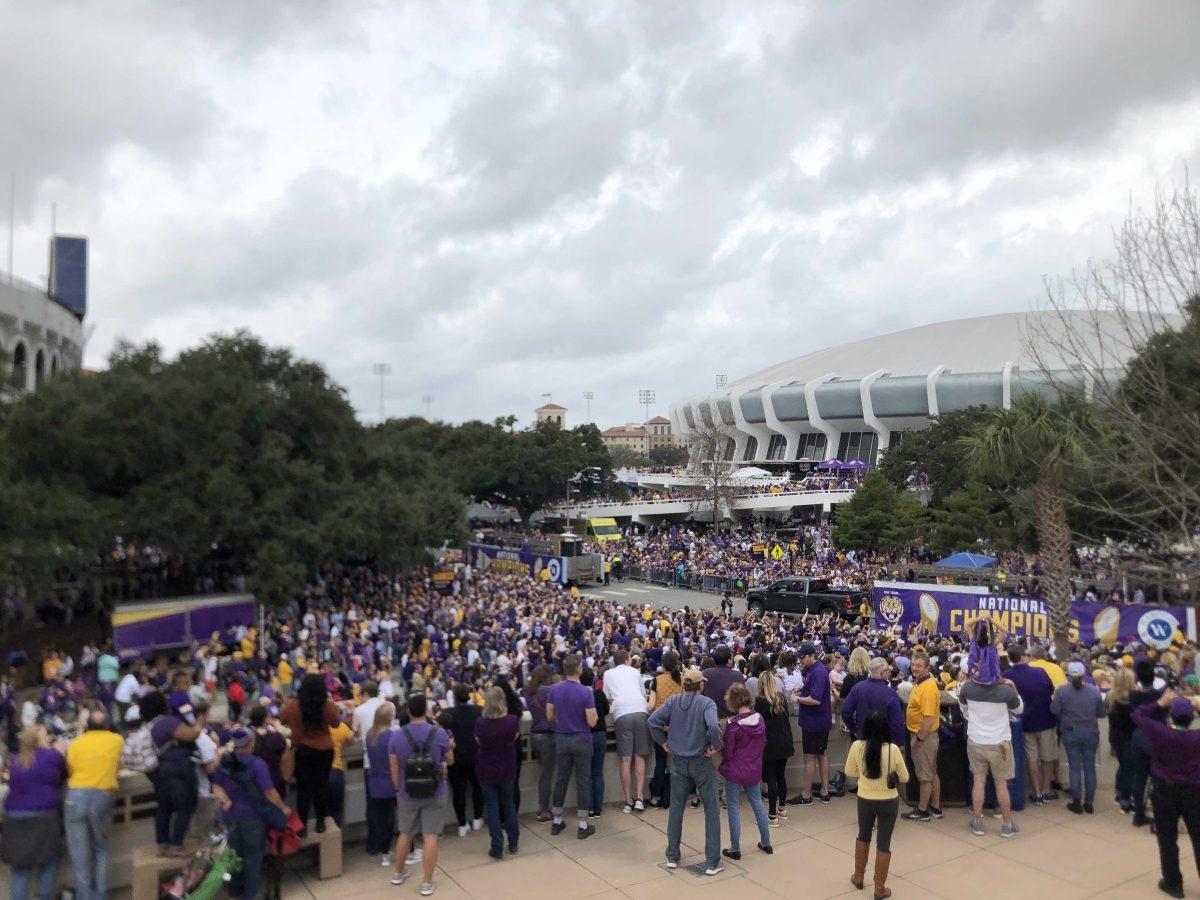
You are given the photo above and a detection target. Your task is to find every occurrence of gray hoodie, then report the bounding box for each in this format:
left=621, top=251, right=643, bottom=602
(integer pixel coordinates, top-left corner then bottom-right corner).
left=648, top=690, right=723, bottom=758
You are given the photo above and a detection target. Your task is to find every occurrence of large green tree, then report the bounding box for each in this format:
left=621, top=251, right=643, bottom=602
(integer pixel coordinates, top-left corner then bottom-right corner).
left=927, top=481, right=1014, bottom=558
left=960, top=393, right=1088, bottom=655
left=831, top=471, right=929, bottom=554
left=0, top=333, right=466, bottom=603
left=878, top=407, right=996, bottom=506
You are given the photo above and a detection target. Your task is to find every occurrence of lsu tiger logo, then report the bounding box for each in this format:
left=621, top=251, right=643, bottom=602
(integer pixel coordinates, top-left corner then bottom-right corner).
left=878, top=593, right=904, bottom=625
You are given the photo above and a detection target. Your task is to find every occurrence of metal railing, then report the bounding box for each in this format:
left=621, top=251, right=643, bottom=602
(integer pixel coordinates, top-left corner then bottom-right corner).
left=619, top=564, right=751, bottom=596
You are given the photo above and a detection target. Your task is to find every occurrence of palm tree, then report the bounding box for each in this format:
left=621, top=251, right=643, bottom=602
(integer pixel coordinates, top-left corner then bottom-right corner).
left=960, top=393, right=1087, bottom=657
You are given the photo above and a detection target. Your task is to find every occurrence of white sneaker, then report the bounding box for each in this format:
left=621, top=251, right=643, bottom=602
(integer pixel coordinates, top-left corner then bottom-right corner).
left=704, top=864, right=725, bottom=876
left=457, top=825, right=470, bottom=837
left=419, top=882, right=436, bottom=896
left=633, top=799, right=646, bottom=812
left=472, top=818, right=483, bottom=831
left=622, top=804, right=633, bottom=814
left=405, top=849, right=423, bottom=866
left=381, top=852, right=393, bottom=867
left=391, top=869, right=410, bottom=886
left=664, top=860, right=679, bottom=869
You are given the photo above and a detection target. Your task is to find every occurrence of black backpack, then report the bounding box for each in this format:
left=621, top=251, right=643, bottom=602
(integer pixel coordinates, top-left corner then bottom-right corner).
left=403, top=725, right=439, bottom=799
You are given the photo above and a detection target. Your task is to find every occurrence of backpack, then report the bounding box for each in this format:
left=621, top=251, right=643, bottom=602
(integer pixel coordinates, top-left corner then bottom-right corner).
left=219, top=753, right=288, bottom=830
left=121, top=722, right=159, bottom=774
left=402, top=725, right=439, bottom=799
left=227, top=680, right=246, bottom=704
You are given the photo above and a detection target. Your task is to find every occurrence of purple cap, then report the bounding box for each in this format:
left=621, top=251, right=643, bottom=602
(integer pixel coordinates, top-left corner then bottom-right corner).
left=1170, top=697, right=1194, bottom=721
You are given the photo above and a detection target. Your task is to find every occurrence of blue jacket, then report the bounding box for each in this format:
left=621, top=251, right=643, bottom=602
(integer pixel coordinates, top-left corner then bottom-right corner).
left=841, top=676, right=905, bottom=745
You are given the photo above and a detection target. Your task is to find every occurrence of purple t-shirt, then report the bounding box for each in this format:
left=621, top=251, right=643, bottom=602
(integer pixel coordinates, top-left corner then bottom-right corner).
left=388, top=722, right=451, bottom=800
left=474, top=715, right=519, bottom=784
left=548, top=680, right=595, bottom=737
left=701, top=666, right=747, bottom=717
left=798, top=661, right=832, bottom=733
left=211, top=753, right=275, bottom=821
left=365, top=731, right=396, bottom=799
left=5, top=748, right=66, bottom=812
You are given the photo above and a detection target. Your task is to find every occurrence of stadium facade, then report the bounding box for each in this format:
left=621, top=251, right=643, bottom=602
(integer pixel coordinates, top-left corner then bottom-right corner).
left=668, top=311, right=1135, bottom=468
left=0, top=236, right=87, bottom=397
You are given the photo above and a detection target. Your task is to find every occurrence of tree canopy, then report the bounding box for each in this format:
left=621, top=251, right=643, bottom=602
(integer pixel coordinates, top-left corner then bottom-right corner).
left=0, top=331, right=612, bottom=604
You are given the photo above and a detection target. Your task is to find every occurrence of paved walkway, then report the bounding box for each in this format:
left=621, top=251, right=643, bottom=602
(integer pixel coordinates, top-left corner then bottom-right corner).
left=276, top=793, right=1183, bottom=900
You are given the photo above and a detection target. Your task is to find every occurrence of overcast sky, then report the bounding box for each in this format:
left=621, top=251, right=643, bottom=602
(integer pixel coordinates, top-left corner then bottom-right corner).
left=4, top=1, right=1199, bottom=428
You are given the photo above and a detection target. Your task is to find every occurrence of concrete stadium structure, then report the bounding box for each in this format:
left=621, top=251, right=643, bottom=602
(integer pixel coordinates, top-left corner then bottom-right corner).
left=1, top=254, right=86, bottom=397
left=669, top=311, right=1135, bottom=468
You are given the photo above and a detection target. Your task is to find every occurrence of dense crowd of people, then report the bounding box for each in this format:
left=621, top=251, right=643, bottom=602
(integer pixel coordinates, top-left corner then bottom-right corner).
left=2, top=544, right=1198, bottom=898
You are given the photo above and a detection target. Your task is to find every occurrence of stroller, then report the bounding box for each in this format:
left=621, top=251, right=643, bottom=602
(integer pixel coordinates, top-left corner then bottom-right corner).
left=160, top=832, right=242, bottom=900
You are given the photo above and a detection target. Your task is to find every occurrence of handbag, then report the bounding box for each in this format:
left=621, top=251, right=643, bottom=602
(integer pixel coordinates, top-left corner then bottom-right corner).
left=886, top=744, right=899, bottom=790
left=279, top=745, right=296, bottom=783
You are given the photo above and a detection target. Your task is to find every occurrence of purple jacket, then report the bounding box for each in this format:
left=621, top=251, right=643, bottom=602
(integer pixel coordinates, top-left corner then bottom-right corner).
left=718, top=710, right=766, bottom=786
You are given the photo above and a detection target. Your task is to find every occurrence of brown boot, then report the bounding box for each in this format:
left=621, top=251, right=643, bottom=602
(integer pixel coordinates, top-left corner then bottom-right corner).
left=873, top=850, right=892, bottom=899
left=851, top=839, right=869, bottom=889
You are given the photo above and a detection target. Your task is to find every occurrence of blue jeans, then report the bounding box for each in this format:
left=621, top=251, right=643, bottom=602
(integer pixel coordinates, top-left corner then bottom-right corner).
left=590, top=731, right=607, bottom=813
left=481, top=779, right=519, bottom=857
left=64, top=788, right=114, bottom=900
left=1063, top=729, right=1099, bottom=804
left=725, top=779, right=772, bottom=852
left=667, top=756, right=720, bottom=870
left=6, top=810, right=61, bottom=900
left=227, top=817, right=267, bottom=900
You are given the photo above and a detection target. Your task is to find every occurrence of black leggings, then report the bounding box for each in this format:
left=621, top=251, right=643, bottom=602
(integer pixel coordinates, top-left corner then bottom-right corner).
left=449, top=763, right=484, bottom=826
left=763, top=758, right=789, bottom=816
left=294, top=745, right=334, bottom=829
left=857, top=797, right=899, bottom=852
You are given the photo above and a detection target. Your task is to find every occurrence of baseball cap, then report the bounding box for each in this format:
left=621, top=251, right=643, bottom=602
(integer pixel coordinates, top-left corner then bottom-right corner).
left=231, top=727, right=254, bottom=749
left=1169, top=696, right=1195, bottom=721
left=797, top=641, right=817, bottom=657
left=1066, top=661, right=1087, bottom=678
left=681, top=667, right=706, bottom=686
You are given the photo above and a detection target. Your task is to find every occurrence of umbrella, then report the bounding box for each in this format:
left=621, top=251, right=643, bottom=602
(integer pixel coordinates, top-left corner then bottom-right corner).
left=844, top=459, right=869, bottom=470
left=933, top=552, right=998, bottom=569
left=816, top=459, right=844, bottom=470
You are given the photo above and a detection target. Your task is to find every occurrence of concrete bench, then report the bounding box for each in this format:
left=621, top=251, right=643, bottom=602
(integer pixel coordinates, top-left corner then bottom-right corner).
left=131, top=825, right=342, bottom=900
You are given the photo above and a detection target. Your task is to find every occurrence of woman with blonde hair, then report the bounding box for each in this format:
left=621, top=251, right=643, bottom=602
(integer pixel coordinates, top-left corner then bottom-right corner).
left=755, top=669, right=794, bottom=824
left=475, top=686, right=520, bottom=859
left=364, top=701, right=397, bottom=864
left=840, top=647, right=871, bottom=701
left=1105, top=667, right=1138, bottom=813
left=2, top=725, right=67, bottom=900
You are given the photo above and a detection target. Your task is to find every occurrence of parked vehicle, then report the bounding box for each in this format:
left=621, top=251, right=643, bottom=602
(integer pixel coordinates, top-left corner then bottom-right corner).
left=744, top=577, right=867, bottom=619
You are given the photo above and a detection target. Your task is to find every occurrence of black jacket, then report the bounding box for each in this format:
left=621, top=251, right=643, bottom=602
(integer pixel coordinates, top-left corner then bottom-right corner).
left=755, top=696, right=794, bottom=761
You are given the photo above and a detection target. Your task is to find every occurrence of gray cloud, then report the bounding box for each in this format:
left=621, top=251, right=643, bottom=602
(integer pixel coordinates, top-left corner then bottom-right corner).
left=1, top=0, right=1197, bottom=427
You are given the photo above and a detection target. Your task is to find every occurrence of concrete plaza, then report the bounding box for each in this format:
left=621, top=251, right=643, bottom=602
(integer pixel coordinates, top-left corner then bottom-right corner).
left=273, top=791, right=1182, bottom=900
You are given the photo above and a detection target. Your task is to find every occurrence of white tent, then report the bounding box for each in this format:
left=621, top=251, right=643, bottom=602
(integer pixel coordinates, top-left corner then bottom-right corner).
left=730, top=466, right=772, bottom=479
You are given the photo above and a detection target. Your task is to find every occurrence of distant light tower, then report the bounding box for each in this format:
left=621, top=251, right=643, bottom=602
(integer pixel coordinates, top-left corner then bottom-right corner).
left=422, top=394, right=435, bottom=420
left=715, top=373, right=728, bottom=390
left=372, top=363, right=391, bottom=422
left=638, top=388, right=656, bottom=423
left=583, top=391, right=595, bottom=423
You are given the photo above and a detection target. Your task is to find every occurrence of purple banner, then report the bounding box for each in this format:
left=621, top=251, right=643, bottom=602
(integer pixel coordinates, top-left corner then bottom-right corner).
left=113, top=595, right=258, bottom=653
left=873, top=582, right=1193, bottom=648
left=469, top=542, right=568, bottom=584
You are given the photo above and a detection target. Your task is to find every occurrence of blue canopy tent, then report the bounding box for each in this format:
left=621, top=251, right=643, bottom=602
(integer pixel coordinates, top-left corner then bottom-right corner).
left=933, top=552, right=998, bottom=569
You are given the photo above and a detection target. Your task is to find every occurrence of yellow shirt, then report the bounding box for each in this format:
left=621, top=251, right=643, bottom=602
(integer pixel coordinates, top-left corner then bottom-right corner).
left=1030, top=659, right=1066, bottom=689
left=278, top=660, right=293, bottom=686
left=67, top=730, right=125, bottom=790
left=844, top=740, right=909, bottom=800
left=906, top=676, right=941, bottom=734
left=240, top=637, right=256, bottom=658
left=330, top=722, right=353, bottom=771
left=43, top=659, right=61, bottom=682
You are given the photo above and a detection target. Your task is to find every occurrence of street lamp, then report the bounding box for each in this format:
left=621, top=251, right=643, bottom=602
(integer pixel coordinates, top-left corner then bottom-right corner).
left=565, top=466, right=602, bottom=534
left=638, top=388, right=655, bottom=424
left=372, top=363, right=391, bottom=422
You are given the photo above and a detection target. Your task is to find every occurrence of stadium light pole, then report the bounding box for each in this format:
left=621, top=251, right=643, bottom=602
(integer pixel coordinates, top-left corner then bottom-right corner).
left=715, top=373, right=728, bottom=390
left=583, top=391, right=595, bottom=423
left=422, top=394, right=435, bottom=420
left=372, top=363, right=391, bottom=422
left=638, top=388, right=655, bottom=424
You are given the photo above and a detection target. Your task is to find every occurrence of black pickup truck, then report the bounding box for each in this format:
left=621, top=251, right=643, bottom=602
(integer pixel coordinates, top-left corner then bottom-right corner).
left=744, top=576, right=869, bottom=619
